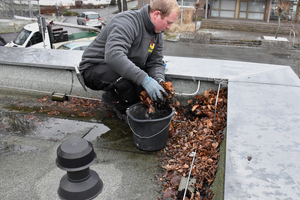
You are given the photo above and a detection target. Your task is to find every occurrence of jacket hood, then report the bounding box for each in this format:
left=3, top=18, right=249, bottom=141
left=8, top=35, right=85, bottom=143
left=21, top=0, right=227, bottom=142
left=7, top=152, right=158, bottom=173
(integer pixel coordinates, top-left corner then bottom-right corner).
left=140, top=5, right=156, bottom=34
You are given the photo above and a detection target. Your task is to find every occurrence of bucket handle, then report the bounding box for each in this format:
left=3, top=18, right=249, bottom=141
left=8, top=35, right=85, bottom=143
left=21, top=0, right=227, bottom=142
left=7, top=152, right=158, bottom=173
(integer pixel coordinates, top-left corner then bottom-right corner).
left=127, top=115, right=174, bottom=139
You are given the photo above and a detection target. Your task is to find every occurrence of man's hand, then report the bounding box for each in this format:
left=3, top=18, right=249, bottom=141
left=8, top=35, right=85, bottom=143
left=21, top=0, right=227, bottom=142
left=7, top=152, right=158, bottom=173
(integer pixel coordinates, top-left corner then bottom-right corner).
left=141, top=76, right=168, bottom=102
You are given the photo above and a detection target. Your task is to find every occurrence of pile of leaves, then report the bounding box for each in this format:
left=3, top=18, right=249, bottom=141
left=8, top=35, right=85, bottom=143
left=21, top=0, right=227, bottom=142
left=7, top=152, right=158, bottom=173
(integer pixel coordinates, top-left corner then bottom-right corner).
left=141, top=82, right=227, bottom=200
left=140, top=81, right=180, bottom=113
left=34, top=96, right=107, bottom=118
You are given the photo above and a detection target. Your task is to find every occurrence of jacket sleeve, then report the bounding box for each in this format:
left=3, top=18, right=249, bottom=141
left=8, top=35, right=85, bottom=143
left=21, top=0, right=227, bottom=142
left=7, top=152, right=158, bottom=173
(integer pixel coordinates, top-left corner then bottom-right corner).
left=145, top=35, right=165, bottom=82
left=105, top=18, right=148, bottom=85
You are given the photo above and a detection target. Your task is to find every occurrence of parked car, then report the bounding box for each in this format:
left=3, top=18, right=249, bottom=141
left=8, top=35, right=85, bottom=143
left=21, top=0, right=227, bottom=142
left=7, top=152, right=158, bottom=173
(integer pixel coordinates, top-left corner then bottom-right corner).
left=56, top=40, right=93, bottom=51
left=77, top=11, right=102, bottom=29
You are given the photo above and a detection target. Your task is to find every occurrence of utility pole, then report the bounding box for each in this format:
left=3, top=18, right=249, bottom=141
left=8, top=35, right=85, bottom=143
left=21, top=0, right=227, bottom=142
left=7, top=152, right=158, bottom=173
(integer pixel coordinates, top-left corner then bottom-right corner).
left=180, top=0, right=183, bottom=25
left=267, top=0, right=272, bottom=23
left=205, top=0, right=208, bottom=19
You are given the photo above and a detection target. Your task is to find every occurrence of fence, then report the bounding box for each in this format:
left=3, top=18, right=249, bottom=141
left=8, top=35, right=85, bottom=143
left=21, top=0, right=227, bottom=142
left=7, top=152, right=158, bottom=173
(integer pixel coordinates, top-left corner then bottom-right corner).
left=0, top=0, right=39, bottom=18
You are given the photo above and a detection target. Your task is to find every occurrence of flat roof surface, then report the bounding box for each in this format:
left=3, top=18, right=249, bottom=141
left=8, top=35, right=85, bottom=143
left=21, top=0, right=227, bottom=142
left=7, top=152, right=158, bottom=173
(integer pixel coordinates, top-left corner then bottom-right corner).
left=1, top=47, right=300, bottom=199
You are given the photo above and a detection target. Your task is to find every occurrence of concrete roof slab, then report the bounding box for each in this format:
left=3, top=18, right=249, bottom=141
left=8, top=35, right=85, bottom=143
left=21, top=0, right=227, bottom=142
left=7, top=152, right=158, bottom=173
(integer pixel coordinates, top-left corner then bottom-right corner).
left=164, top=55, right=223, bottom=80
left=164, top=56, right=293, bottom=82
left=226, top=82, right=300, bottom=199
left=229, top=66, right=300, bottom=86
left=0, top=47, right=82, bottom=69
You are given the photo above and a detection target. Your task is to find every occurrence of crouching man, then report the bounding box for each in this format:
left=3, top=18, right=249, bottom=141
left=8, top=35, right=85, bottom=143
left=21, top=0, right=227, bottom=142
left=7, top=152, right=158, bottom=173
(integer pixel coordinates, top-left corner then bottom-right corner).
left=79, top=0, right=180, bottom=121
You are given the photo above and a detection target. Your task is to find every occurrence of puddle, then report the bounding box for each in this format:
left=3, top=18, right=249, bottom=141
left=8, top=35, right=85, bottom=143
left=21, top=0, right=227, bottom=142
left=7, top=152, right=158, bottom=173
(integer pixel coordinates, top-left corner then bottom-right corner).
left=0, top=111, right=110, bottom=141
left=0, top=95, right=155, bottom=154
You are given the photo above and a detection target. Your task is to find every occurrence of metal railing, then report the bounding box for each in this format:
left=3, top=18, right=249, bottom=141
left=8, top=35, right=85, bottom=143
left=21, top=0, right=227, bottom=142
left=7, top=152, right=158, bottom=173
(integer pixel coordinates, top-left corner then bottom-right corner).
left=289, top=29, right=296, bottom=46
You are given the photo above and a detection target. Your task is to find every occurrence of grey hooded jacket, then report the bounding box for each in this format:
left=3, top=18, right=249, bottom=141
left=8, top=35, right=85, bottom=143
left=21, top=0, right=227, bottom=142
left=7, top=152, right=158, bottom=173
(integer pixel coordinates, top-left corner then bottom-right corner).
left=79, top=5, right=165, bottom=86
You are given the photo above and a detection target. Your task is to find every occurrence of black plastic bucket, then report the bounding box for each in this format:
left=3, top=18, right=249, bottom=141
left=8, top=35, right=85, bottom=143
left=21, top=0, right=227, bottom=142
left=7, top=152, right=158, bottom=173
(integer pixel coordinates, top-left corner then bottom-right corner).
left=126, top=103, right=175, bottom=151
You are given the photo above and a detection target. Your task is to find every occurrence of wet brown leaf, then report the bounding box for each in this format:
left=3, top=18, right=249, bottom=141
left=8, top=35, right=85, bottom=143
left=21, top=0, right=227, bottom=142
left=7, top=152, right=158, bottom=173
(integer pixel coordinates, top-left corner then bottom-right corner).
left=48, top=110, right=60, bottom=115
left=39, top=97, right=48, bottom=102
left=78, top=112, right=89, bottom=116
left=170, top=174, right=181, bottom=186
left=212, top=142, right=219, bottom=149
left=207, top=158, right=214, bottom=165
left=192, top=104, right=199, bottom=111
left=163, top=187, right=176, bottom=198
left=183, top=164, right=189, bottom=168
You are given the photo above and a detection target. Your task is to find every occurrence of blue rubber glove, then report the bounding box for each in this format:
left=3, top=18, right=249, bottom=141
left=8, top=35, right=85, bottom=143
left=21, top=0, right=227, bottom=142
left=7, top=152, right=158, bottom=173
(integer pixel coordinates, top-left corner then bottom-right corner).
left=141, top=76, right=168, bottom=102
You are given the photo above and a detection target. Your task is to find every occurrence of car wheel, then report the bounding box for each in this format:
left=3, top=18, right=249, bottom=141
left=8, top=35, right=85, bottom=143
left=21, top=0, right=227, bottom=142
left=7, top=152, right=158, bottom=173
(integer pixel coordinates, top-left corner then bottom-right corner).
left=77, top=20, right=80, bottom=25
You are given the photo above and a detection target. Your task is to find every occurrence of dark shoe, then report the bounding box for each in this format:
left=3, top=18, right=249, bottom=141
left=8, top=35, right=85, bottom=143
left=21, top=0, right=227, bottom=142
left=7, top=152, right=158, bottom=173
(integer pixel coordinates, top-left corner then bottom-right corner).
left=101, top=92, right=129, bottom=123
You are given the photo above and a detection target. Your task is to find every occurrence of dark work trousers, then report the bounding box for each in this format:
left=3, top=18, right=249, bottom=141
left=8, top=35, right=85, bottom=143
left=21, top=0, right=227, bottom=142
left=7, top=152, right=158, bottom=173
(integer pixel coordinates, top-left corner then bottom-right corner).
left=83, top=64, right=142, bottom=104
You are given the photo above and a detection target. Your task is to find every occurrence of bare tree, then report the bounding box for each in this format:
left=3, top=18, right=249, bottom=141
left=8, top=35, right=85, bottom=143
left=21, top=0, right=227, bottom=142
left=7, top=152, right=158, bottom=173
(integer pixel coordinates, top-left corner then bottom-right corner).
left=117, top=0, right=121, bottom=12
left=294, top=1, right=300, bottom=23
left=194, top=2, right=201, bottom=33
left=122, top=0, right=127, bottom=11
left=117, top=0, right=128, bottom=12
left=275, top=1, right=290, bottom=39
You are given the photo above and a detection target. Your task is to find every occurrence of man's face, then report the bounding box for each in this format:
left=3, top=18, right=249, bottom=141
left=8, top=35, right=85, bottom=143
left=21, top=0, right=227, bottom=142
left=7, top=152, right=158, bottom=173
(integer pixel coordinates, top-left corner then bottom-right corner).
left=153, top=11, right=179, bottom=33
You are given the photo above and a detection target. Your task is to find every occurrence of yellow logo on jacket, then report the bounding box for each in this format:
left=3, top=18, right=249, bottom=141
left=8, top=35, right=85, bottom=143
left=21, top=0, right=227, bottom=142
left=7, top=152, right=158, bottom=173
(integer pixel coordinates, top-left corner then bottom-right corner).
left=148, top=39, right=155, bottom=53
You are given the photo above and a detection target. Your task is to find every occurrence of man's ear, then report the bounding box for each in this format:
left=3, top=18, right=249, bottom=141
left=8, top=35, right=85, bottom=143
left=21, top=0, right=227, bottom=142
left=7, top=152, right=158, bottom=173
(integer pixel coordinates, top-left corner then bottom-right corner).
left=153, top=10, right=161, bottom=20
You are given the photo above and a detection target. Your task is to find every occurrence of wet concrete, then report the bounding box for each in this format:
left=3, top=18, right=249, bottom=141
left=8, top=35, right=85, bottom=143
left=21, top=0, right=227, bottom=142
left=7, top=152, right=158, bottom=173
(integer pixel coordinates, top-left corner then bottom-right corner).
left=0, top=93, right=163, bottom=200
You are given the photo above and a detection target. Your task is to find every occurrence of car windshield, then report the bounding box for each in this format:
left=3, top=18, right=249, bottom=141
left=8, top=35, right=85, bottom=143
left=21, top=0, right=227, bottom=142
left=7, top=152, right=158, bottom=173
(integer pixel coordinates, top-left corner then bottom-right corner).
left=57, top=44, right=70, bottom=50
left=87, top=14, right=99, bottom=19
left=73, top=45, right=89, bottom=51
left=13, top=28, right=31, bottom=45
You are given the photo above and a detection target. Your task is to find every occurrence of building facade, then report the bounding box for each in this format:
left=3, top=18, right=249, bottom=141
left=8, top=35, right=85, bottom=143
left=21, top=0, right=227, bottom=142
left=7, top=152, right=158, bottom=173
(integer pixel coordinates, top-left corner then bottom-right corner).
left=209, top=0, right=299, bottom=21
left=11, top=0, right=111, bottom=6
left=138, top=0, right=300, bottom=21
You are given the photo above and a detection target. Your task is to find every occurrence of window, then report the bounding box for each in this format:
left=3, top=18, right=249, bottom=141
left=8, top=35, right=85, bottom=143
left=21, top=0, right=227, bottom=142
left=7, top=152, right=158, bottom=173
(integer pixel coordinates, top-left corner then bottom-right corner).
left=13, top=29, right=31, bottom=45
left=211, top=0, right=236, bottom=18
left=249, top=2, right=265, bottom=12
left=87, top=14, right=99, bottom=19
left=248, top=12, right=264, bottom=19
left=212, top=0, right=220, bottom=9
left=26, top=32, right=43, bottom=47
left=57, top=44, right=70, bottom=50
left=248, top=0, right=265, bottom=20
left=220, top=10, right=235, bottom=18
left=221, top=0, right=236, bottom=10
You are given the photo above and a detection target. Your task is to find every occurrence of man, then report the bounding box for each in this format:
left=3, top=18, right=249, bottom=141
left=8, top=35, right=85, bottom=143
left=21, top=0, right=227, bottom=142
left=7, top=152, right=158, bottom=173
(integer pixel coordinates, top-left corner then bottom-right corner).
left=204, top=2, right=211, bottom=18
left=79, top=0, right=180, bottom=121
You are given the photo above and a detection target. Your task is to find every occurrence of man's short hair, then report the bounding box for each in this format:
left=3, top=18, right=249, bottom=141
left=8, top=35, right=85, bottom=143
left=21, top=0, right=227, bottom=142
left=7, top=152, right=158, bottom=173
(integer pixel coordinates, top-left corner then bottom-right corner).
left=149, top=0, right=180, bottom=19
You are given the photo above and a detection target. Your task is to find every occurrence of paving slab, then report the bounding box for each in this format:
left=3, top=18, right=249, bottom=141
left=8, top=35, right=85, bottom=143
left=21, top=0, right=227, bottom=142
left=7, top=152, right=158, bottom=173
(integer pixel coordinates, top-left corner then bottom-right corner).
left=226, top=82, right=300, bottom=199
